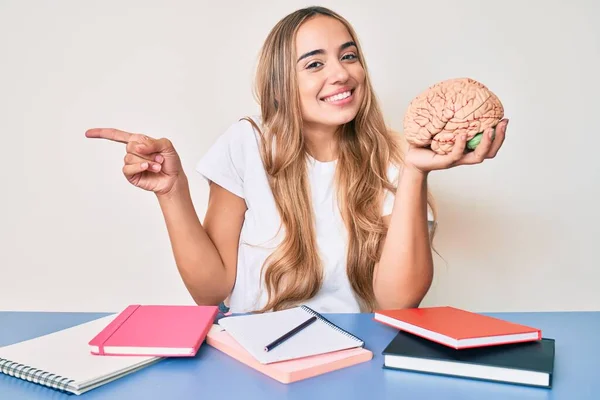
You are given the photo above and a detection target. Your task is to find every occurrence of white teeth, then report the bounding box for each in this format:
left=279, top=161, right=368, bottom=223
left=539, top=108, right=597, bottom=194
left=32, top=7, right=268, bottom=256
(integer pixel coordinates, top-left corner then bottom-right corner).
left=323, top=91, right=351, bottom=102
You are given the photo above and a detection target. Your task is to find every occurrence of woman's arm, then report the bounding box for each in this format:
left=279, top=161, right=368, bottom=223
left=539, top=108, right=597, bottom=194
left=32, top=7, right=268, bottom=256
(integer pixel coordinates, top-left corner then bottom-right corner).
left=372, top=166, right=433, bottom=309
left=157, top=174, right=246, bottom=306
left=371, top=119, right=509, bottom=310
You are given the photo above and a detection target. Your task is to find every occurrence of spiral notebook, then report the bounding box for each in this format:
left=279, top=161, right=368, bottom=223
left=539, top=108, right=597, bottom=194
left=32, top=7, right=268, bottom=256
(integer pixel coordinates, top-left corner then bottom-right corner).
left=0, top=315, right=161, bottom=395
left=217, top=305, right=365, bottom=364
left=206, top=324, right=372, bottom=383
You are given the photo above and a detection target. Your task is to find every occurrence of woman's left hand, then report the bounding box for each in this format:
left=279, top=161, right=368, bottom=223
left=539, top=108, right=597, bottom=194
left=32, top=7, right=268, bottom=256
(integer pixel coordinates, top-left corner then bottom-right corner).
left=404, top=118, right=509, bottom=174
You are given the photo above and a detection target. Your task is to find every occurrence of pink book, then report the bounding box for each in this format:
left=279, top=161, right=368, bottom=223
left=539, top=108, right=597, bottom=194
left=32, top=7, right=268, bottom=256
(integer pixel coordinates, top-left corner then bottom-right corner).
left=88, top=304, right=218, bottom=357
left=206, top=324, right=373, bottom=384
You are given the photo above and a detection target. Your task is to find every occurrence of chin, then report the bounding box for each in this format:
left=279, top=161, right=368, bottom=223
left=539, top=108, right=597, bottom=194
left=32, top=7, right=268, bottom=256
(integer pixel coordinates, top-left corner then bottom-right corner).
left=303, top=109, right=358, bottom=129
left=316, top=104, right=363, bottom=127
left=325, top=110, right=358, bottom=126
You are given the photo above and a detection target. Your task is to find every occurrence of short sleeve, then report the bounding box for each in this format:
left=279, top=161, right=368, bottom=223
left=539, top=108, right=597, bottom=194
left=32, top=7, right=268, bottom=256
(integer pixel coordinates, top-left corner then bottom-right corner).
left=195, top=120, right=250, bottom=199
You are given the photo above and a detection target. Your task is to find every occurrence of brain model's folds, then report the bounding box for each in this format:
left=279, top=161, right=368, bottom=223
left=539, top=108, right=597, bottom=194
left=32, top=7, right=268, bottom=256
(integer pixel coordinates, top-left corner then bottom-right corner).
left=403, top=77, right=504, bottom=155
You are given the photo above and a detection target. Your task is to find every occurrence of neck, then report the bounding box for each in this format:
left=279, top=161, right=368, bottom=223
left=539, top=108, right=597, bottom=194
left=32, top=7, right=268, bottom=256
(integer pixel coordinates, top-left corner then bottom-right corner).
left=303, top=122, right=339, bottom=162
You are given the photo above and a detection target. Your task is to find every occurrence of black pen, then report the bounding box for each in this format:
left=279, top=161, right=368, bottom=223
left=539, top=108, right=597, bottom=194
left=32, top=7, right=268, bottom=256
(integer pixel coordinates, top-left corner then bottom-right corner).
left=264, top=316, right=317, bottom=352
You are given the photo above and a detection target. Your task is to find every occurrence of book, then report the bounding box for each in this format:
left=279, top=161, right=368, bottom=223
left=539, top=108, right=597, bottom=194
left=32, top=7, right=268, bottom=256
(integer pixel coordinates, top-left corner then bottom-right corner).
left=217, top=305, right=365, bottom=364
left=374, top=306, right=541, bottom=349
left=206, top=324, right=373, bottom=383
left=382, top=330, right=555, bottom=388
left=0, top=315, right=161, bottom=395
left=88, top=304, right=218, bottom=357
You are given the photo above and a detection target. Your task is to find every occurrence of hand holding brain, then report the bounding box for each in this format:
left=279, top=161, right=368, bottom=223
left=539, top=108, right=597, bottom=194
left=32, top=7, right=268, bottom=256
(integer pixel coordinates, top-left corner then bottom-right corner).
left=403, top=78, right=505, bottom=155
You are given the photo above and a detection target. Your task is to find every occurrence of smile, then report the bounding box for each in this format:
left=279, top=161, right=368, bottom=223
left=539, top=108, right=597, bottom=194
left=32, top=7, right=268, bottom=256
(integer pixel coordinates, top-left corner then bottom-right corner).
left=321, top=89, right=355, bottom=104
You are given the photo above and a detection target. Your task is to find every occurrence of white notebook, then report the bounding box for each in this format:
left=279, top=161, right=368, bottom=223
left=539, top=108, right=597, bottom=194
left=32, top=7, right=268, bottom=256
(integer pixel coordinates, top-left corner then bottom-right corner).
left=218, top=305, right=365, bottom=364
left=0, top=314, right=161, bottom=395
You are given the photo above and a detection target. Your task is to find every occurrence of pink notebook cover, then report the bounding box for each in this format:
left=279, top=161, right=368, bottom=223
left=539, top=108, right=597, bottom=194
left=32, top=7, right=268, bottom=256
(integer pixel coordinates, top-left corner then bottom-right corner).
left=206, top=325, right=373, bottom=384
left=89, top=304, right=218, bottom=357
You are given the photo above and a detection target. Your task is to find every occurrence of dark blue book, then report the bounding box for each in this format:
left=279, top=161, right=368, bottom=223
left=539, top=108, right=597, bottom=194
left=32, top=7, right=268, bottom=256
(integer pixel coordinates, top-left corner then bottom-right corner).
left=382, top=330, right=554, bottom=388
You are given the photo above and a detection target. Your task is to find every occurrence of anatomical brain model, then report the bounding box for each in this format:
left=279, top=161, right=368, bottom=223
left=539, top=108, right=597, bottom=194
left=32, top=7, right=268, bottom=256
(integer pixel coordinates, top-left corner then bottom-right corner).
left=403, top=77, right=504, bottom=155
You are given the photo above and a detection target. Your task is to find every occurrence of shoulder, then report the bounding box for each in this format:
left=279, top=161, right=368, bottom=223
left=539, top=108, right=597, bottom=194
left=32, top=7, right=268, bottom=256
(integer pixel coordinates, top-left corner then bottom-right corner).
left=230, top=114, right=263, bottom=135
left=195, top=115, right=264, bottom=198
left=203, top=115, right=264, bottom=163
left=218, top=115, right=263, bottom=148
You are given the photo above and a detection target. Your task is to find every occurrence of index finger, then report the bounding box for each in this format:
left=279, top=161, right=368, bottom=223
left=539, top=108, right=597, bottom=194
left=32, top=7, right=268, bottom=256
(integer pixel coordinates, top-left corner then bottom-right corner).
left=85, top=128, right=133, bottom=143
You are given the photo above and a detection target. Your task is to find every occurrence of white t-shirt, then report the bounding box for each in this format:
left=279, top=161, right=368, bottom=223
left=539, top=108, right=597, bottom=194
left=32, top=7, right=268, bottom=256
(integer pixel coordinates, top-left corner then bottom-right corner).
left=195, top=116, right=410, bottom=314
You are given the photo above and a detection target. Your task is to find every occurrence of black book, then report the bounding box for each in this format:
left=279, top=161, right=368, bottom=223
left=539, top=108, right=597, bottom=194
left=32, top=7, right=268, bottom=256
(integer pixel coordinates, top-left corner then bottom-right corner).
left=382, top=330, right=555, bottom=388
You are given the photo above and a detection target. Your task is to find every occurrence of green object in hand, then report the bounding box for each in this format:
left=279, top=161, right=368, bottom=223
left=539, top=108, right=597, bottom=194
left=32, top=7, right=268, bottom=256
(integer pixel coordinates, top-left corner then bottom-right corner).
left=466, top=127, right=496, bottom=150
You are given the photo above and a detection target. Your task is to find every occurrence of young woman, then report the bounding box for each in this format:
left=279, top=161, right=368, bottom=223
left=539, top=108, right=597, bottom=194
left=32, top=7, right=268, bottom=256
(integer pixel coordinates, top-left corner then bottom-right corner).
left=86, top=6, right=508, bottom=314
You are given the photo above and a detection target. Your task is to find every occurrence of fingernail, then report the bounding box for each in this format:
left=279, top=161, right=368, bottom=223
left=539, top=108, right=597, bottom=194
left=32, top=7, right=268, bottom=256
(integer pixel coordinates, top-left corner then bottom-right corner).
left=141, top=162, right=148, bottom=169
left=155, top=155, right=163, bottom=163
left=152, top=163, right=160, bottom=171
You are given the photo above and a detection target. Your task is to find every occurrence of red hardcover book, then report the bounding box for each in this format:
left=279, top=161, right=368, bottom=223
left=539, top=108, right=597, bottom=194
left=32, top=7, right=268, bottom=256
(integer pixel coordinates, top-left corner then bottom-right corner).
left=89, top=304, right=219, bottom=357
left=373, top=306, right=541, bottom=349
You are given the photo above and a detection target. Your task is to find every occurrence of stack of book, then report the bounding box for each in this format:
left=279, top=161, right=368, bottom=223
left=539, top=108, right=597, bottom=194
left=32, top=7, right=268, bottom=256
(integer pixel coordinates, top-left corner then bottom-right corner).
left=205, top=304, right=373, bottom=383
left=373, top=306, right=555, bottom=388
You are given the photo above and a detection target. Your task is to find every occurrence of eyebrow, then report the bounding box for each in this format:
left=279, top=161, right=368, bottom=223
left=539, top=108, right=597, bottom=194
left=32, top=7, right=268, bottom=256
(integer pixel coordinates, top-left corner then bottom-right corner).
left=297, top=41, right=357, bottom=63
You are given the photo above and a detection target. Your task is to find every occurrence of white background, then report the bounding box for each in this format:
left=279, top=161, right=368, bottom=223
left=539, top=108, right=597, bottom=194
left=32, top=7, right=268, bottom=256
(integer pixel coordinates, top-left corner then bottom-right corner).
left=1, top=0, right=598, bottom=312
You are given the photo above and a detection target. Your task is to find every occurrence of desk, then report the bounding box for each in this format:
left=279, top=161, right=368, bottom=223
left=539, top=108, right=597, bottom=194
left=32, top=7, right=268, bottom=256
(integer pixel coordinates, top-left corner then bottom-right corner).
left=0, top=311, right=597, bottom=399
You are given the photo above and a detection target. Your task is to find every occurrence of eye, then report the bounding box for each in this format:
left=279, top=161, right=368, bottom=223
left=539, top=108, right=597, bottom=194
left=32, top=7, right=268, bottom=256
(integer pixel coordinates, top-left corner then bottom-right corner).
left=307, top=61, right=323, bottom=69
left=342, top=53, right=358, bottom=61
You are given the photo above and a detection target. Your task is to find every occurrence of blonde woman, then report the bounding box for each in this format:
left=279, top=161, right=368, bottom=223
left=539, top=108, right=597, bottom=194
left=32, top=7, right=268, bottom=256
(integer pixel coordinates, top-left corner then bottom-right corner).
left=86, top=6, right=508, bottom=314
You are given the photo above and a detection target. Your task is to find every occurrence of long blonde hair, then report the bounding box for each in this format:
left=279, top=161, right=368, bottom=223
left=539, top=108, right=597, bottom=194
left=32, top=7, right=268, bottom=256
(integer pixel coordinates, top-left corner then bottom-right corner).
left=245, top=6, right=436, bottom=312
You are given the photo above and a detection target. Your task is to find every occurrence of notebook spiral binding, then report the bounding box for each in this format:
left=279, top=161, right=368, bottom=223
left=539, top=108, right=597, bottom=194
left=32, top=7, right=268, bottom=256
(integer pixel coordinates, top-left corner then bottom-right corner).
left=0, top=357, right=74, bottom=393
left=300, top=305, right=365, bottom=347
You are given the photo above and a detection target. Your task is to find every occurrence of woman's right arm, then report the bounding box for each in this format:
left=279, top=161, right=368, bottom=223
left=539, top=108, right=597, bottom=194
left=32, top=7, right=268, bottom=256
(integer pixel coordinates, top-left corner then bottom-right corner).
left=156, top=175, right=246, bottom=306
left=85, top=127, right=246, bottom=306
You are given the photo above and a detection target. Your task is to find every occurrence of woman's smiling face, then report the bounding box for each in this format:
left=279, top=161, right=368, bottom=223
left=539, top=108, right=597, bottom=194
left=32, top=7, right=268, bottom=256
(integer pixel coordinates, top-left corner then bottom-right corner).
left=295, top=15, right=366, bottom=130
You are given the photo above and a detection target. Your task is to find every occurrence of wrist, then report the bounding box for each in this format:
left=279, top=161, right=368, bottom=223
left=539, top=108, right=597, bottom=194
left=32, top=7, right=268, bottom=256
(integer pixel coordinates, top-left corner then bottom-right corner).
left=402, top=163, right=429, bottom=181
left=156, top=174, right=190, bottom=203
left=394, top=163, right=428, bottom=197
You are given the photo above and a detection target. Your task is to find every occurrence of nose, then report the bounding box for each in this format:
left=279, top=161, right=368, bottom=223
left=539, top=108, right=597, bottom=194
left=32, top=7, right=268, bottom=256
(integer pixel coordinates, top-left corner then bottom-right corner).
left=328, top=60, right=350, bottom=84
